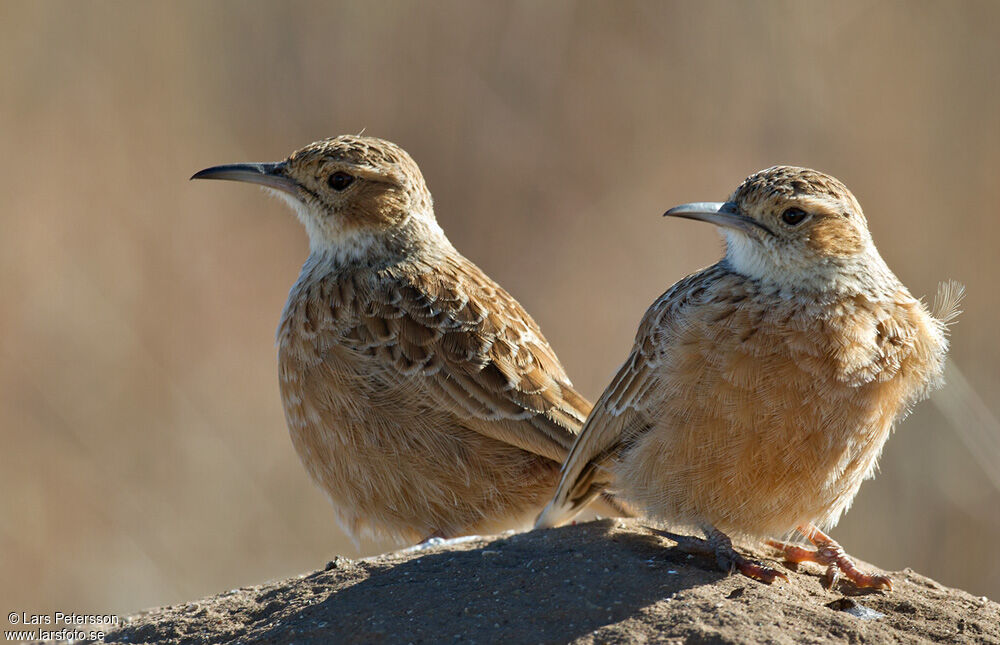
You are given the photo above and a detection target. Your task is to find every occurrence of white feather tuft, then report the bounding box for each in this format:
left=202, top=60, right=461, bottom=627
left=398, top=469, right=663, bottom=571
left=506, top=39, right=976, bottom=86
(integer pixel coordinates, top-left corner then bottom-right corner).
left=932, top=280, right=965, bottom=327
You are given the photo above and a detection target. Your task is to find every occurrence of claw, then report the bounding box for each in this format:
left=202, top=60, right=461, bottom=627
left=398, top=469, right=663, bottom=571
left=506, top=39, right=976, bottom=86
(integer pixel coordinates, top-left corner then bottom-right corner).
left=822, top=565, right=840, bottom=590
left=729, top=554, right=788, bottom=584
left=646, top=526, right=714, bottom=556
left=650, top=526, right=786, bottom=584
left=768, top=526, right=892, bottom=591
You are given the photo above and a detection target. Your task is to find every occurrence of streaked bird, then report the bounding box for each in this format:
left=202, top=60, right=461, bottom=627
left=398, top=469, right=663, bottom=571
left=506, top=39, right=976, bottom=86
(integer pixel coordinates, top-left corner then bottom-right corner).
left=537, top=166, right=961, bottom=588
left=192, top=135, right=620, bottom=544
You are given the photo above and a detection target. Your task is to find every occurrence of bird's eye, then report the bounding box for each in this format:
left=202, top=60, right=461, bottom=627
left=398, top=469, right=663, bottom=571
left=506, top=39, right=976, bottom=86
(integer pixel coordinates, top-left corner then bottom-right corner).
left=328, top=171, right=354, bottom=191
left=781, top=207, right=808, bottom=226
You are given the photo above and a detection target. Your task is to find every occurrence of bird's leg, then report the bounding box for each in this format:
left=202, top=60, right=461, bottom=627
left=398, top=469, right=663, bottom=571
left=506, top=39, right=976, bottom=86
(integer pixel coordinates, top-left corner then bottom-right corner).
left=767, top=524, right=892, bottom=590
left=646, top=526, right=715, bottom=555
left=647, top=525, right=787, bottom=584
left=704, top=526, right=788, bottom=584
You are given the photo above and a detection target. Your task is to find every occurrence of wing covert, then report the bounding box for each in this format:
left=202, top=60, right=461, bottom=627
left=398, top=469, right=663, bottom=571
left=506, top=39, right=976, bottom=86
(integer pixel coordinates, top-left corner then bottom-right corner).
left=341, top=255, right=592, bottom=463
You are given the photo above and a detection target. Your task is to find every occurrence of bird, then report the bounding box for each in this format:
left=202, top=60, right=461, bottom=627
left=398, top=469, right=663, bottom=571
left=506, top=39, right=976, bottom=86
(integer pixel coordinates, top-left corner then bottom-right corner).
left=192, top=135, right=622, bottom=545
left=536, top=166, right=962, bottom=589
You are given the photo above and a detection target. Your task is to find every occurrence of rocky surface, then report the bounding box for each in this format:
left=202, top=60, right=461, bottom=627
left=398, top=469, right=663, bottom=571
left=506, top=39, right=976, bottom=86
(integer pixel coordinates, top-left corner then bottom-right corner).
left=95, top=520, right=998, bottom=644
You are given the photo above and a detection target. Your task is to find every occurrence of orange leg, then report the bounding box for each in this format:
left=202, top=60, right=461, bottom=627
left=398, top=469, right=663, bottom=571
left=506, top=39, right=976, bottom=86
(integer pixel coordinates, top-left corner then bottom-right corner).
left=767, top=525, right=892, bottom=590
left=649, top=525, right=788, bottom=584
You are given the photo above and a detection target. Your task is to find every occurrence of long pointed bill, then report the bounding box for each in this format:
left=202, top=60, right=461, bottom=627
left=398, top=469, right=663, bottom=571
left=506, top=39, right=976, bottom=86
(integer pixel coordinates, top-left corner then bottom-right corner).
left=663, top=201, right=772, bottom=235
left=190, top=162, right=298, bottom=196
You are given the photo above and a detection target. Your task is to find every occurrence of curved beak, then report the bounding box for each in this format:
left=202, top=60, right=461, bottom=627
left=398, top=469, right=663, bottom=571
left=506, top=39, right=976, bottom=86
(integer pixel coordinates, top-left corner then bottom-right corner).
left=190, top=162, right=298, bottom=196
left=663, top=201, right=772, bottom=236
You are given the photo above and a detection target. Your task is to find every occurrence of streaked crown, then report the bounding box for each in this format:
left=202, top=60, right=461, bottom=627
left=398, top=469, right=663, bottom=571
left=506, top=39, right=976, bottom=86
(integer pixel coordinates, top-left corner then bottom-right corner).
left=664, top=166, right=893, bottom=293
left=193, top=135, right=442, bottom=258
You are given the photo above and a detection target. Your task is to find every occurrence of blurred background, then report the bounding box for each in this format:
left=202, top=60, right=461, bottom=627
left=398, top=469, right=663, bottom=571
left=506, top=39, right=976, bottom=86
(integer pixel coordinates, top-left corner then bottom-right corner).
left=2, top=0, right=998, bottom=621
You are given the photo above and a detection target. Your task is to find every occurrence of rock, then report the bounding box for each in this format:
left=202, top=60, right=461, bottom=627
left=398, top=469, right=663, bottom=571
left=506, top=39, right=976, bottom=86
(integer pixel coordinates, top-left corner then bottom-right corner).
left=98, top=520, right=1000, bottom=644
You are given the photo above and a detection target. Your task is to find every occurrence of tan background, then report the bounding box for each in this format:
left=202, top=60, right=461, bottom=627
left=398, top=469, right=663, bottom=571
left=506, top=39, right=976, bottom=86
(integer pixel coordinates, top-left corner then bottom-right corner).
left=2, top=0, right=998, bottom=620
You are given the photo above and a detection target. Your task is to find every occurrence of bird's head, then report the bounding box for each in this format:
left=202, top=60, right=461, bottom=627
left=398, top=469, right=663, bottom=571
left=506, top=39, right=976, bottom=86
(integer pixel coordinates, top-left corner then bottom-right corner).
left=193, top=135, right=444, bottom=259
left=665, top=166, right=890, bottom=292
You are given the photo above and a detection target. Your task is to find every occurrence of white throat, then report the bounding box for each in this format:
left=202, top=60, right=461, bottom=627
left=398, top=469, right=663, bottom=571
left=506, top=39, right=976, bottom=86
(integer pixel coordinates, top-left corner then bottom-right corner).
left=722, top=230, right=896, bottom=296
left=266, top=187, right=454, bottom=266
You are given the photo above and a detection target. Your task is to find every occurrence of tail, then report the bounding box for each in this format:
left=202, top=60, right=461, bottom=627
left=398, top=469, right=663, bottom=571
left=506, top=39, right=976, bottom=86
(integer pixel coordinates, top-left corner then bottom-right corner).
left=598, top=492, right=636, bottom=518
left=535, top=462, right=619, bottom=529
left=535, top=494, right=587, bottom=530
left=536, top=349, right=647, bottom=529
left=932, top=280, right=965, bottom=328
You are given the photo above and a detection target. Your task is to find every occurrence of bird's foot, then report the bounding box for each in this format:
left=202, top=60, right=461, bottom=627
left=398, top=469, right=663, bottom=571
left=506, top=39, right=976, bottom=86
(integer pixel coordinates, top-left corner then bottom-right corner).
left=402, top=531, right=483, bottom=553
left=706, top=527, right=788, bottom=584
left=647, top=526, right=787, bottom=584
left=767, top=526, right=892, bottom=591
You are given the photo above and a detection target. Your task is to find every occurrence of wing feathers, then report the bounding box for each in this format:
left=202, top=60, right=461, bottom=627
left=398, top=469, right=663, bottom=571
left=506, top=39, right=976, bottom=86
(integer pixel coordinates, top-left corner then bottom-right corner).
left=332, top=256, right=590, bottom=464
left=536, top=267, right=722, bottom=529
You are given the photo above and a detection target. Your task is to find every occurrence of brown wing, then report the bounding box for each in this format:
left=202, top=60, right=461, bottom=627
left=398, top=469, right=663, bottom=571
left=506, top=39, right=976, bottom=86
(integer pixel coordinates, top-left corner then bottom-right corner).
left=340, top=253, right=592, bottom=464
left=534, top=266, right=726, bottom=528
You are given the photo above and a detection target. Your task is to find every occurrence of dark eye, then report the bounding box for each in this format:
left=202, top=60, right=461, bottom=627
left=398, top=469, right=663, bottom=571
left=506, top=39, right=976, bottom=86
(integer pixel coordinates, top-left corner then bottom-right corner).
left=781, top=207, right=808, bottom=226
left=328, top=171, right=354, bottom=191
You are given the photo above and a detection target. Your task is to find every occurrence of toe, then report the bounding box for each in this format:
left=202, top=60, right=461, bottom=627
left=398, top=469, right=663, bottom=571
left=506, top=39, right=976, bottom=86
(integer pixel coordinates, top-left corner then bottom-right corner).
left=735, top=559, right=788, bottom=584
left=767, top=539, right=821, bottom=564
left=845, top=570, right=893, bottom=591
left=647, top=527, right=715, bottom=556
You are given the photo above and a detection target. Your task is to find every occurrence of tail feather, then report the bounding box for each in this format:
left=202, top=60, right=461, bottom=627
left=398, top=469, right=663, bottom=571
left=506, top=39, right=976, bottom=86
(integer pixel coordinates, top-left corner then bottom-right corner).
left=535, top=495, right=587, bottom=529
left=932, top=280, right=965, bottom=328
left=535, top=476, right=623, bottom=529
left=598, top=491, right=636, bottom=518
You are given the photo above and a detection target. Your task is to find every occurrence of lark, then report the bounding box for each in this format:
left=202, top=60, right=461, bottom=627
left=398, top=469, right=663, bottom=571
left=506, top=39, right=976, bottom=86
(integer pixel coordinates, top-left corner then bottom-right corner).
left=192, top=135, right=624, bottom=544
left=537, top=166, right=962, bottom=588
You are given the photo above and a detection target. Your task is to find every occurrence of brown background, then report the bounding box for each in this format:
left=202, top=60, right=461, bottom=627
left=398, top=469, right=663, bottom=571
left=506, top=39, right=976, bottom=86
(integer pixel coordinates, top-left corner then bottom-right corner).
left=2, top=0, right=998, bottom=621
